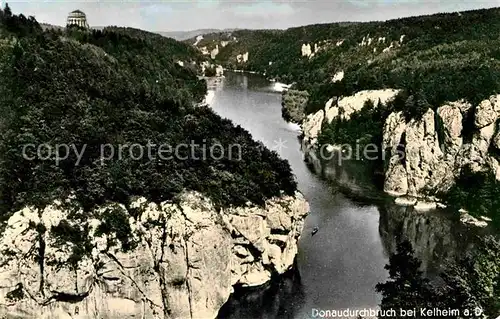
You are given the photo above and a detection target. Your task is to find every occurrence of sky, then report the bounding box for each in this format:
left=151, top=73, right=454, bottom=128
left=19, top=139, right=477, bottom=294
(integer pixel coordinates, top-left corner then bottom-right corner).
left=4, top=0, right=500, bottom=32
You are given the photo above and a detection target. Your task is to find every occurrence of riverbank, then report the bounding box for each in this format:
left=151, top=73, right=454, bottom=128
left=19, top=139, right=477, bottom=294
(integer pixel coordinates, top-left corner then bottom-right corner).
left=209, top=71, right=389, bottom=316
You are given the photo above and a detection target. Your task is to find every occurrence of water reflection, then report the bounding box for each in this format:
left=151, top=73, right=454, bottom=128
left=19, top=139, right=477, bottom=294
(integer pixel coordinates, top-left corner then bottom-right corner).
left=210, top=71, right=483, bottom=319
left=210, top=72, right=388, bottom=318
left=218, top=267, right=305, bottom=319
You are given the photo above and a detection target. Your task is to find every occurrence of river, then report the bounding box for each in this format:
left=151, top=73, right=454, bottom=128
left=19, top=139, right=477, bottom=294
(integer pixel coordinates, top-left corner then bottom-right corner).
left=211, top=72, right=471, bottom=319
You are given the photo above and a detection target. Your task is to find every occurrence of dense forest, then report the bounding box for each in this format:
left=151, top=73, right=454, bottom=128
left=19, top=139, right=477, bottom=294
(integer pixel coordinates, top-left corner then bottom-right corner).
left=0, top=5, right=297, bottom=230
left=194, top=8, right=500, bottom=116
left=192, top=9, right=500, bottom=314
left=191, top=7, right=500, bottom=222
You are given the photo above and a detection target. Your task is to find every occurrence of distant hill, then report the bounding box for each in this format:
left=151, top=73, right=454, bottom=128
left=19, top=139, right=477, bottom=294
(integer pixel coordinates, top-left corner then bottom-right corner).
left=39, top=24, right=237, bottom=41
left=157, top=28, right=240, bottom=40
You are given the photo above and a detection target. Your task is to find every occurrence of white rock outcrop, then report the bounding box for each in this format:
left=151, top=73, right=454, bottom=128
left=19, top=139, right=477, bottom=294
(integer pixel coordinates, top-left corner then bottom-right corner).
left=200, top=46, right=209, bottom=55
left=301, top=43, right=312, bottom=57
left=383, top=95, right=500, bottom=199
left=301, top=89, right=400, bottom=146
left=210, top=44, right=219, bottom=59
left=236, top=52, right=249, bottom=63
left=0, top=191, right=308, bottom=318
left=304, top=90, right=392, bottom=139
left=302, top=110, right=324, bottom=145
left=193, top=35, right=203, bottom=46
left=336, top=89, right=400, bottom=120
left=332, top=71, right=344, bottom=83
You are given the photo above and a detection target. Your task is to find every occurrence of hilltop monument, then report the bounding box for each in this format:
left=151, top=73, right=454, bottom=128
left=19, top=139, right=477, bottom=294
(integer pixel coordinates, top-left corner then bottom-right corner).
left=66, top=9, right=89, bottom=28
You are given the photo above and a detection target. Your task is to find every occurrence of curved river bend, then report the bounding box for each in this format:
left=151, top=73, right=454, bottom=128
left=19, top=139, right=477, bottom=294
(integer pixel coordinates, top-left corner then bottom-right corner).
left=212, top=72, right=471, bottom=319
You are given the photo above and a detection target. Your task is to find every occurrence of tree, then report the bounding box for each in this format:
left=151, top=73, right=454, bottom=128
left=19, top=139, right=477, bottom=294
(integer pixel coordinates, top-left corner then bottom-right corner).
left=377, top=237, right=500, bottom=319
left=376, top=240, right=439, bottom=315
left=438, top=236, right=500, bottom=318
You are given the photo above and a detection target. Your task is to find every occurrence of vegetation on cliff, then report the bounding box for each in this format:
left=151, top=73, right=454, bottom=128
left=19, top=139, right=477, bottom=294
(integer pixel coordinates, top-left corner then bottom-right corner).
left=377, top=237, right=500, bottom=318
left=200, top=8, right=500, bottom=118
left=281, top=89, right=309, bottom=123
left=0, top=6, right=297, bottom=223
left=193, top=7, right=500, bottom=226
left=444, top=168, right=500, bottom=226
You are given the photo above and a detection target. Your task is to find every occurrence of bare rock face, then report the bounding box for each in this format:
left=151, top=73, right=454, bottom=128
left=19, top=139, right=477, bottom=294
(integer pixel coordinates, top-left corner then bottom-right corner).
left=383, top=106, right=459, bottom=197
left=236, top=52, right=249, bottom=63
left=301, top=87, right=500, bottom=204
left=404, top=109, right=448, bottom=195
left=475, top=98, right=498, bottom=128
left=210, top=44, right=219, bottom=59
left=0, top=191, right=309, bottom=318
left=301, top=43, right=312, bottom=57
left=324, top=97, right=339, bottom=123
left=383, top=95, right=500, bottom=200
left=383, top=111, right=408, bottom=196
left=302, top=109, right=324, bottom=146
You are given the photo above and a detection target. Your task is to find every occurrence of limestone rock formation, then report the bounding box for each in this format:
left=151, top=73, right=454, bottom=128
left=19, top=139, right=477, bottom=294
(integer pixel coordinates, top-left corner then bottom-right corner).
left=302, top=110, right=324, bottom=146
left=236, top=52, right=249, bottom=63
left=193, top=35, right=203, bottom=46
left=437, top=103, right=464, bottom=159
left=383, top=95, right=500, bottom=199
left=300, top=88, right=500, bottom=213
left=302, top=89, right=400, bottom=146
left=0, top=191, right=308, bottom=318
left=331, top=71, right=344, bottom=83
left=210, top=44, right=219, bottom=59
left=215, top=65, right=224, bottom=77
left=335, top=89, right=400, bottom=120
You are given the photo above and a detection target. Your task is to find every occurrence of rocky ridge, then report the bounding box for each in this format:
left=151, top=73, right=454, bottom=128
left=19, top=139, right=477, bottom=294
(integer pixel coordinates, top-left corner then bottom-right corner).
left=301, top=89, right=500, bottom=222
left=0, top=191, right=308, bottom=318
left=383, top=96, right=500, bottom=199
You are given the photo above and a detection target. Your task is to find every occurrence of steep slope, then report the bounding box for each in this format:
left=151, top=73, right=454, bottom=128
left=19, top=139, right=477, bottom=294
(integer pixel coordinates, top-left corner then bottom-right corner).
left=0, top=16, right=297, bottom=215
left=0, top=7, right=308, bottom=318
left=191, top=8, right=500, bottom=113
left=188, top=7, right=500, bottom=222
left=158, top=28, right=240, bottom=41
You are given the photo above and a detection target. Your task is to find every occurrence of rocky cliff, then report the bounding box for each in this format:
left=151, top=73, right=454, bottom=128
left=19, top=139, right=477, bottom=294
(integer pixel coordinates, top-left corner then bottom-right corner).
left=383, top=96, right=500, bottom=199
left=300, top=89, right=400, bottom=197
left=301, top=90, right=500, bottom=212
left=0, top=191, right=308, bottom=319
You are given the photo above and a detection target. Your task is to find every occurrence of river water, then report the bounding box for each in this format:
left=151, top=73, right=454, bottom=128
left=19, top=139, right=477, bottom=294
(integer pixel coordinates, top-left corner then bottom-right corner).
left=211, top=72, right=389, bottom=318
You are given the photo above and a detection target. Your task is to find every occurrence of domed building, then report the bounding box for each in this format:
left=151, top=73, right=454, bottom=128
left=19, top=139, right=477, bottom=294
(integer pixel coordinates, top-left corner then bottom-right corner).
left=66, top=10, right=89, bottom=28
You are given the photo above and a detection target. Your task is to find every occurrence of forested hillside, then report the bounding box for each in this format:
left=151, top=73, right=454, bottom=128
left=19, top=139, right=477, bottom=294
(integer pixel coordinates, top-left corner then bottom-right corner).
left=377, top=237, right=500, bottom=318
left=191, top=7, right=500, bottom=115
left=188, top=7, right=500, bottom=222
left=0, top=6, right=297, bottom=223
